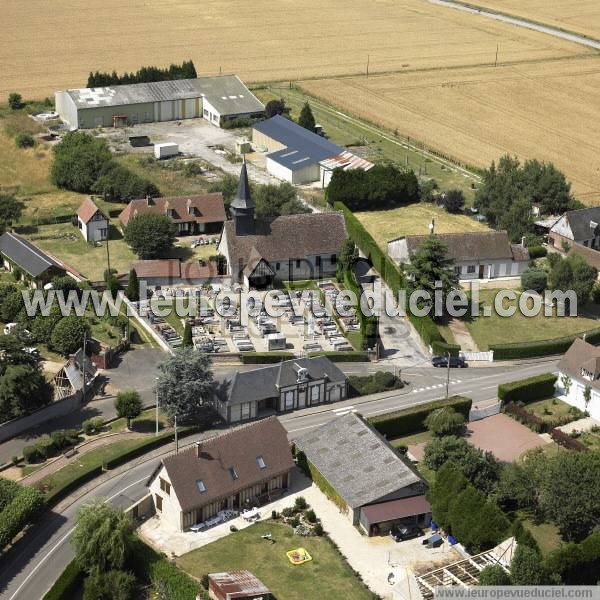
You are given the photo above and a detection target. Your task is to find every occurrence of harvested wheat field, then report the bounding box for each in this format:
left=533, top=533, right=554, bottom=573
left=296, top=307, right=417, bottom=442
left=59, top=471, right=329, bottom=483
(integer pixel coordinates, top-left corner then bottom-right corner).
left=1, top=0, right=590, bottom=99
left=466, top=0, right=600, bottom=41
left=301, top=55, right=600, bottom=204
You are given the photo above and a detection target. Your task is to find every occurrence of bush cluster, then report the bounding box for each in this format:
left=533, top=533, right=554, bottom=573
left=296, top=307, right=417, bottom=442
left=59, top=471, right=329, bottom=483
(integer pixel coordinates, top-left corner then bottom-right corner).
left=240, top=352, right=295, bottom=364
left=497, top=373, right=557, bottom=404
left=0, top=483, right=45, bottom=552
left=82, top=417, right=104, bottom=435
left=349, top=370, right=403, bottom=396
left=22, top=429, right=79, bottom=463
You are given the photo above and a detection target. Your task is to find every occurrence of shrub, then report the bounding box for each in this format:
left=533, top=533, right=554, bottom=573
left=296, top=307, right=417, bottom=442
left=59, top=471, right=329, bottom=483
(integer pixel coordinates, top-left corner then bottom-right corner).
left=498, top=373, right=557, bottom=404
left=200, top=574, right=209, bottom=590
left=368, top=395, right=472, bottom=438
left=281, top=507, right=294, bottom=518
left=0, top=485, right=45, bottom=552
left=50, top=316, right=90, bottom=355
left=314, top=522, right=324, bottom=536
left=505, top=402, right=546, bottom=433
left=8, top=93, right=23, bottom=110
left=477, top=565, right=511, bottom=585
left=424, top=407, right=465, bottom=436
left=271, top=510, right=279, bottom=520
left=240, top=352, right=294, bottom=364
left=305, top=509, right=317, bottom=523
left=550, top=428, right=588, bottom=451
left=294, top=496, right=308, bottom=510
left=289, top=516, right=300, bottom=528
left=15, top=133, right=35, bottom=148
left=349, top=370, right=403, bottom=396
left=82, top=418, right=103, bottom=435
left=35, top=435, right=58, bottom=460
left=521, top=268, right=547, bottom=293
left=23, top=445, right=41, bottom=464
left=527, top=245, right=547, bottom=259
left=11, top=456, right=19, bottom=466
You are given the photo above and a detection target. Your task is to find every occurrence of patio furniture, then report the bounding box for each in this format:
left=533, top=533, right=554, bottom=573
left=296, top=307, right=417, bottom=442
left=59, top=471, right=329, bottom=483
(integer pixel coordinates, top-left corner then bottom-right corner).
left=190, top=522, right=206, bottom=532
left=242, top=507, right=260, bottom=521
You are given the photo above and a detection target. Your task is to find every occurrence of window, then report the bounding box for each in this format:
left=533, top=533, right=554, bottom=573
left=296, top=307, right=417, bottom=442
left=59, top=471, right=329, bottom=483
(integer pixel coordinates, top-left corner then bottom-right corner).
left=454, top=266, right=461, bottom=275
left=311, top=386, right=320, bottom=402
left=295, top=260, right=301, bottom=268
left=99, top=228, right=107, bottom=240
left=275, top=262, right=280, bottom=270
left=284, top=390, right=295, bottom=410
left=228, top=467, right=239, bottom=480
left=196, top=479, right=206, bottom=493
left=159, top=478, right=170, bottom=495
left=467, top=265, right=476, bottom=274
left=257, top=455, right=267, bottom=469
left=155, top=495, right=162, bottom=512
left=241, top=402, right=251, bottom=420
left=316, top=256, right=321, bottom=267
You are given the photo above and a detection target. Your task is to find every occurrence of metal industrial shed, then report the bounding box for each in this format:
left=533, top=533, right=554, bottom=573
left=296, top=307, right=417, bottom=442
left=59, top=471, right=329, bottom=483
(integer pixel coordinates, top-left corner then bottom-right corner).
left=55, top=75, right=264, bottom=130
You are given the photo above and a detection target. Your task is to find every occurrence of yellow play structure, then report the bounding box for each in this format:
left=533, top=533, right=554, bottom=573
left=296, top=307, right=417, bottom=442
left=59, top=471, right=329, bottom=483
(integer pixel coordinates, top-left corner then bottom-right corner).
left=286, top=547, right=313, bottom=565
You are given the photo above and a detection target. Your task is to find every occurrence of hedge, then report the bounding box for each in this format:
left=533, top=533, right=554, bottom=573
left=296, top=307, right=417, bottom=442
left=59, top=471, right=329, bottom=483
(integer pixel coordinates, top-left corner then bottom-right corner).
left=497, top=373, right=557, bottom=404
left=42, top=560, right=84, bottom=600
left=349, top=371, right=403, bottom=397
left=240, top=352, right=294, bottom=364
left=0, top=478, right=20, bottom=512
left=307, top=351, right=369, bottom=362
left=0, top=485, right=45, bottom=552
left=491, top=328, right=600, bottom=359
left=527, top=245, right=547, bottom=259
left=550, top=428, right=588, bottom=452
left=504, top=402, right=546, bottom=433
left=367, top=395, right=472, bottom=438
left=44, top=464, right=104, bottom=508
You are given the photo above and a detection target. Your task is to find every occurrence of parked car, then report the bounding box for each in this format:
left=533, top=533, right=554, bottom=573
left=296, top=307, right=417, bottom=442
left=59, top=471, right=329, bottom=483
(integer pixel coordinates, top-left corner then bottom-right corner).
left=390, top=524, right=423, bottom=542
left=431, top=355, right=467, bottom=368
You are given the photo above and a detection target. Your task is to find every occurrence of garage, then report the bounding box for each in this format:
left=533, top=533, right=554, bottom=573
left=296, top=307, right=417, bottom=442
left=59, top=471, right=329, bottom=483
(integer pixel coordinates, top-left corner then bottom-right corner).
left=360, top=495, right=432, bottom=536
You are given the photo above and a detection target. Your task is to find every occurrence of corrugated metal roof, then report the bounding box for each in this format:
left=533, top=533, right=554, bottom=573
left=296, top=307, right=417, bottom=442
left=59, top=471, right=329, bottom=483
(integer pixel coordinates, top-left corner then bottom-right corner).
left=65, top=75, right=264, bottom=116
left=319, top=150, right=374, bottom=172
left=209, top=570, right=270, bottom=597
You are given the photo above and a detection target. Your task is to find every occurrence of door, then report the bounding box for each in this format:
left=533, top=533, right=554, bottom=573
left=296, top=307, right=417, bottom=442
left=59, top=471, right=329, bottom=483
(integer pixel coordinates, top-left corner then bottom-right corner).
left=160, top=101, right=172, bottom=121
left=94, top=116, right=103, bottom=127
left=185, top=98, right=196, bottom=118
left=297, top=387, right=306, bottom=409
left=478, top=264, right=485, bottom=279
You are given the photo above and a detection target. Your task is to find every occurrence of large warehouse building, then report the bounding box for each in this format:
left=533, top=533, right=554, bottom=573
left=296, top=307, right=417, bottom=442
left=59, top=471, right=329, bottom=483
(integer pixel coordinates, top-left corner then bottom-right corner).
left=252, top=115, right=373, bottom=186
left=55, top=75, right=264, bottom=130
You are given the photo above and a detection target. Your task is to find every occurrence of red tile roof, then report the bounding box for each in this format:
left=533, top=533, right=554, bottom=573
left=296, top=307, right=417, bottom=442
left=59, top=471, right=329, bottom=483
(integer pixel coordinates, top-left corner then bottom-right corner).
left=76, top=198, right=107, bottom=225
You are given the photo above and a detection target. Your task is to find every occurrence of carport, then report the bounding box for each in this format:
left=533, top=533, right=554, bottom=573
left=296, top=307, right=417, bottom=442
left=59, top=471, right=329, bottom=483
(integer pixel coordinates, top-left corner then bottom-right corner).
left=360, top=495, right=431, bottom=536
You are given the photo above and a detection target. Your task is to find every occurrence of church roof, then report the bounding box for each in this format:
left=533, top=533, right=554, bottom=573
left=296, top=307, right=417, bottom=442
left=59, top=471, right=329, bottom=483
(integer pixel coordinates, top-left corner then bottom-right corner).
left=230, top=161, right=255, bottom=210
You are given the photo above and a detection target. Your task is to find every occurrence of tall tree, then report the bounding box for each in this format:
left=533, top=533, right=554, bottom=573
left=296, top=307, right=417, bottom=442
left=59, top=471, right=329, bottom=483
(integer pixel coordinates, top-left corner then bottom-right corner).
left=50, top=316, right=90, bottom=356
left=510, top=545, right=549, bottom=585
left=265, top=99, right=287, bottom=118
left=477, top=565, right=511, bottom=586
left=298, top=102, right=316, bottom=132
left=72, top=501, right=135, bottom=574
left=83, top=570, right=137, bottom=600
left=155, top=347, right=215, bottom=423
left=125, top=269, right=140, bottom=302
left=114, top=390, right=142, bottom=430
left=124, top=214, right=176, bottom=259
left=441, top=189, right=465, bottom=214
left=183, top=321, right=193, bottom=347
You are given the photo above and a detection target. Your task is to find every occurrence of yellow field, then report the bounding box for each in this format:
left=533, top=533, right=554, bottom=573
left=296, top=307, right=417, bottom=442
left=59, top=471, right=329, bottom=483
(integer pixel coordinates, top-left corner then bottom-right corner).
left=1, top=0, right=589, bottom=99
left=466, top=0, right=600, bottom=40
left=300, top=55, right=600, bottom=204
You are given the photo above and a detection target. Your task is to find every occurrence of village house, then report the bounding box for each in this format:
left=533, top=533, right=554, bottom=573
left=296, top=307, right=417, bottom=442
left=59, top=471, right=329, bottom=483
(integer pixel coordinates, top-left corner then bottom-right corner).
left=557, top=338, right=600, bottom=420
left=388, top=231, right=530, bottom=280
left=76, top=198, right=109, bottom=242
left=119, top=192, right=226, bottom=236
left=0, top=231, right=68, bottom=288
left=293, top=412, right=431, bottom=536
left=549, top=207, right=600, bottom=250
left=217, top=163, right=347, bottom=288
left=147, top=417, right=294, bottom=531
left=217, top=356, right=348, bottom=423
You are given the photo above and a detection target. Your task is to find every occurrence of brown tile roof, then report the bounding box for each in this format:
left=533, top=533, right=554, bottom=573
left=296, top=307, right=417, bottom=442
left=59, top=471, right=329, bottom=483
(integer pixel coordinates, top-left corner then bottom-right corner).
left=209, top=571, right=270, bottom=597
left=223, top=212, right=347, bottom=275
left=119, top=193, right=226, bottom=227
left=131, top=259, right=220, bottom=280
left=76, top=198, right=107, bottom=225
left=160, top=417, right=294, bottom=512
left=400, top=231, right=529, bottom=263
left=558, top=338, right=600, bottom=391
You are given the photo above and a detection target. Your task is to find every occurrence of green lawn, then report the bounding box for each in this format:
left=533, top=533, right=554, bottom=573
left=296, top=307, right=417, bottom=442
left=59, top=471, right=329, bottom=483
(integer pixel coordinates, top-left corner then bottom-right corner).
left=525, top=397, right=583, bottom=423
left=578, top=430, right=600, bottom=451
left=465, top=290, right=600, bottom=350
left=176, top=521, right=376, bottom=600
left=389, top=430, right=433, bottom=448
left=355, top=204, right=489, bottom=251
left=519, top=514, right=562, bottom=556
left=254, top=85, right=478, bottom=202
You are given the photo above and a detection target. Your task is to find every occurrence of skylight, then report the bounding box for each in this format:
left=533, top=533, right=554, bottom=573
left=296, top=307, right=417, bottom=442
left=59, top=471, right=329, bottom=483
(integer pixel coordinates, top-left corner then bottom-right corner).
left=229, top=467, right=239, bottom=480
left=257, top=456, right=266, bottom=469
left=196, top=479, right=206, bottom=493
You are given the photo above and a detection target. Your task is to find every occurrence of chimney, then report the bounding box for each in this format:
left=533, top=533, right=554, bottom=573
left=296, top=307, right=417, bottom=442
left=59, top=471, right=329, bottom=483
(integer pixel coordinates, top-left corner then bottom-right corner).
left=187, top=198, right=194, bottom=216
left=196, top=441, right=202, bottom=458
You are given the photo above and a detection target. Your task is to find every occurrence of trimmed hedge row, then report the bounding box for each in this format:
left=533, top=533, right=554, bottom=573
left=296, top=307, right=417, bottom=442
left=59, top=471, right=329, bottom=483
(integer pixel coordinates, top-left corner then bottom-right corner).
left=368, top=395, right=472, bottom=438
left=0, top=485, right=45, bottom=552
left=42, top=560, right=84, bottom=600
left=0, top=479, right=20, bottom=512
left=308, top=351, right=369, bottom=362
left=44, top=465, right=104, bottom=508
left=491, top=328, right=600, bottom=360
left=498, top=373, right=557, bottom=404
left=504, top=402, right=546, bottom=433
left=240, top=352, right=294, bottom=364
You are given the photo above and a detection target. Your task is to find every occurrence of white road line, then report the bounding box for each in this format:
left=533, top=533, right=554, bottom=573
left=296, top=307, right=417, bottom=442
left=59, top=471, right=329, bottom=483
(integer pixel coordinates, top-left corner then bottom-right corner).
left=8, top=475, right=149, bottom=600
left=481, top=384, right=498, bottom=390
left=332, top=405, right=354, bottom=413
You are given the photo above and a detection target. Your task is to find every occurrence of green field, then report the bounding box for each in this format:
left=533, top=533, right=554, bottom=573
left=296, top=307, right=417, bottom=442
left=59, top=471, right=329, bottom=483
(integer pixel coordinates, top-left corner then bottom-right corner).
left=465, top=290, right=599, bottom=350
left=355, top=203, right=489, bottom=251
left=177, top=521, right=375, bottom=600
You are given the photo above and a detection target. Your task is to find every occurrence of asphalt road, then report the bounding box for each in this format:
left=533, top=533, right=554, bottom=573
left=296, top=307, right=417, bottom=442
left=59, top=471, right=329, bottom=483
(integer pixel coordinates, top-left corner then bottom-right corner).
left=0, top=359, right=558, bottom=600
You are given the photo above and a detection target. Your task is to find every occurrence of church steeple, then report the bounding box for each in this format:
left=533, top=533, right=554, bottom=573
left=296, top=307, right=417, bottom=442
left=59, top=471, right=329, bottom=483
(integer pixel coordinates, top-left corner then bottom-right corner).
left=230, top=159, right=255, bottom=235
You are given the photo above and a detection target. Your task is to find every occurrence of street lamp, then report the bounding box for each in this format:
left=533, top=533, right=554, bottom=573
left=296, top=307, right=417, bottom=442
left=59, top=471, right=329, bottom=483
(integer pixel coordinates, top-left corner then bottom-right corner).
left=155, top=377, right=160, bottom=436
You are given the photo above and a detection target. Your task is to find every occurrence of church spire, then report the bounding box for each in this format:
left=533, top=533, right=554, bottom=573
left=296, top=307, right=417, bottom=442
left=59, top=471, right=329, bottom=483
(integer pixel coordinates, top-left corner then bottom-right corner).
left=231, top=158, right=255, bottom=210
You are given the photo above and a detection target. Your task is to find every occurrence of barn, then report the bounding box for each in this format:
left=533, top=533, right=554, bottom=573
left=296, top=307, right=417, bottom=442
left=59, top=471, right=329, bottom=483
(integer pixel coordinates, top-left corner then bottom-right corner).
left=55, top=75, right=264, bottom=130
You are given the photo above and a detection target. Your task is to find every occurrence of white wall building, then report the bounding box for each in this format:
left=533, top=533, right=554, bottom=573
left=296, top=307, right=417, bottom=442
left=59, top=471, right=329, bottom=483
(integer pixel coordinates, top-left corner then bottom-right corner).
left=76, top=198, right=109, bottom=242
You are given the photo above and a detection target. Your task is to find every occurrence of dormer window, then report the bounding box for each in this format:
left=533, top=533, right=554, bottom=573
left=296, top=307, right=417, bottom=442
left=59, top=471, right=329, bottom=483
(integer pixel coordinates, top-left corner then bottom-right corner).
left=228, top=467, right=239, bottom=480
left=256, top=455, right=266, bottom=469
left=196, top=479, right=206, bottom=493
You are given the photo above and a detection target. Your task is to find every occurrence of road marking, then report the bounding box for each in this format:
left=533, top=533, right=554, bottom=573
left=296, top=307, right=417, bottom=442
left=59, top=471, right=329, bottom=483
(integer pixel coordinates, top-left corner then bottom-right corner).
left=332, top=405, right=354, bottom=414
left=481, top=384, right=498, bottom=390
left=334, top=409, right=358, bottom=416
left=8, top=475, right=149, bottom=600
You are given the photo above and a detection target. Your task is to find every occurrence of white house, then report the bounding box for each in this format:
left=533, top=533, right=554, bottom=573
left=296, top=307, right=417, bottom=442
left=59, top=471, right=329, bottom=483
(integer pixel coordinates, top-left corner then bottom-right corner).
left=549, top=207, right=600, bottom=250
left=556, top=338, right=600, bottom=420
left=388, top=231, right=530, bottom=280
left=76, top=198, right=109, bottom=242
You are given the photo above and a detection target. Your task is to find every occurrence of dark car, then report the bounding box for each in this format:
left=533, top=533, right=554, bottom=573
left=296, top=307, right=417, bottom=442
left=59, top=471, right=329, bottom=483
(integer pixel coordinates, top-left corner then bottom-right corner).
left=390, top=524, right=423, bottom=542
left=431, top=355, right=467, bottom=368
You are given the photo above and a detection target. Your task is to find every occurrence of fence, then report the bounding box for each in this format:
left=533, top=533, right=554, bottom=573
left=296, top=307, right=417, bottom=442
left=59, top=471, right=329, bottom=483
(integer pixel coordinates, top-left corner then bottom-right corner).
left=460, top=351, right=494, bottom=362
left=123, top=298, right=173, bottom=354
left=469, top=401, right=501, bottom=422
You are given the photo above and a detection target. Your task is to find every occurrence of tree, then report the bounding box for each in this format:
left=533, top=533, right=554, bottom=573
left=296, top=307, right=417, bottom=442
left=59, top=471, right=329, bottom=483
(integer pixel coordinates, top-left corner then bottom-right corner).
left=93, top=162, right=158, bottom=203
left=494, top=463, right=536, bottom=512
left=336, top=239, right=359, bottom=279
left=548, top=254, right=597, bottom=305
left=124, top=213, right=176, bottom=259
left=510, top=544, right=548, bottom=585
left=183, top=321, right=193, bottom=348
left=560, top=373, right=572, bottom=395
left=155, top=347, right=215, bottom=423
left=51, top=132, right=113, bottom=193
left=1, top=289, right=25, bottom=322
left=423, top=435, right=470, bottom=470
left=209, top=173, right=238, bottom=205
left=72, top=501, right=135, bottom=574
left=521, top=268, right=547, bottom=294
left=419, top=178, right=439, bottom=203
left=115, top=391, right=142, bottom=429
left=477, top=565, right=511, bottom=586
left=583, top=385, right=591, bottom=412
left=298, top=102, right=316, bottom=132
left=265, top=99, right=287, bottom=118
left=125, top=269, right=140, bottom=302
left=405, top=235, right=458, bottom=317
left=253, top=182, right=309, bottom=217
left=0, top=364, right=53, bottom=422
left=425, top=407, right=465, bottom=436
left=441, top=189, right=465, bottom=214
left=499, top=198, right=533, bottom=242
left=15, top=133, right=35, bottom=148
left=8, top=93, right=23, bottom=110
left=50, top=316, right=90, bottom=355
left=427, top=462, right=468, bottom=529
left=83, top=570, right=137, bottom=600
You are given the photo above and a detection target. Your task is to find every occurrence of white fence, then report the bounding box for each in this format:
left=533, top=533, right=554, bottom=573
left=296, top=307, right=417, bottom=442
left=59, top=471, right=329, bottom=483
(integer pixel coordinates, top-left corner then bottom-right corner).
left=469, top=401, right=501, bottom=422
left=460, top=350, right=494, bottom=362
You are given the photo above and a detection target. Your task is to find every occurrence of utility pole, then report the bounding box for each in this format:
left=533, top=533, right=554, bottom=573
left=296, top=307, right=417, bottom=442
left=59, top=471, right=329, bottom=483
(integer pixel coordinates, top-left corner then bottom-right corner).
left=494, top=44, right=499, bottom=67
left=155, top=378, right=159, bottom=436
left=366, top=54, right=370, bottom=78
left=81, top=331, right=87, bottom=403
left=445, top=352, right=451, bottom=399
left=105, top=232, right=112, bottom=275
left=174, top=414, right=178, bottom=453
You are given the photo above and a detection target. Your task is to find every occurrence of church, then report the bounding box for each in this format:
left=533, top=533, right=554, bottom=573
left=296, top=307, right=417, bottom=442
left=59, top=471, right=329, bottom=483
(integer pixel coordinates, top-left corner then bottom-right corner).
left=217, top=162, right=347, bottom=288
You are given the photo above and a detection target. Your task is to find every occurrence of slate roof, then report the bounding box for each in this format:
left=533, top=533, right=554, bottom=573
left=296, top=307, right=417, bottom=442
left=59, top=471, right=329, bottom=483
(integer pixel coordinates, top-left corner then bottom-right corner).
left=65, top=75, right=264, bottom=116
left=254, top=115, right=342, bottom=167
left=0, top=232, right=66, bottom=278
left=564, top=207, right=600, bottom=241
left=293, top=412, right=423, bottom=509
left=230, top=161, right=255, bottom=210
left=119, top=193, right=225, bottom=227
left=226, top=356, right=346, bottom=406
left=398, top=231, right=529, bottom=263
left=76, top=198, right=107, bottom=225
left=222, top=212, right=346, bottom=274
left=158, top=417, right=294, bottom=512
left=558, top=338, right=600, bottom=390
